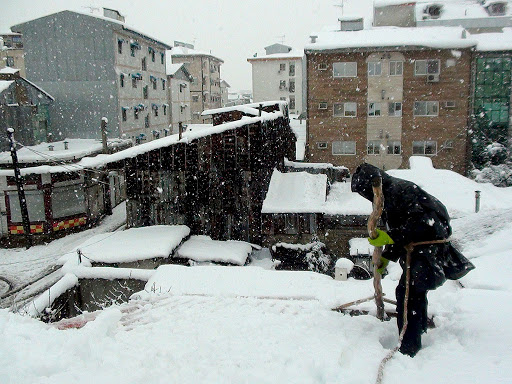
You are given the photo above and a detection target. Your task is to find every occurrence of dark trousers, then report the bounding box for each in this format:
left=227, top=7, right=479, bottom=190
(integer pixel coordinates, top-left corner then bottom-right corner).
left=395, top=273, right=428, bottom=357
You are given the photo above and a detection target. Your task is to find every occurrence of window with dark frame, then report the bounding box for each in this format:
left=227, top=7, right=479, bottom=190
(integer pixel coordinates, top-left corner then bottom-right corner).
left=122, top=108, right=127, bottom=122
left=367, top=140, right=381, bottom=154
left=388, top=102, right=402, bottom=116
left=414, top=101, right=439, bottom=116
left=415, top=59, right=440, bottom=75
left=389, top=61, right=403, bottom=76
left=368, top=102, right=382, bottom=117
left=387, top=141, right=401, bottom=155
left=142, top=57, right=147, bottom=70
left=118, top=40, right=123, bottom=54
left=412, top=140, right=437, bottom=155
left=120, top=74, right=124, bottom=88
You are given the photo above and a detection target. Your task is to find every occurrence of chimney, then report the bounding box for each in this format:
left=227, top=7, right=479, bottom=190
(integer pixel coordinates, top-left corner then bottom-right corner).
left=339, top=16, right=364, bottom=31
left=310, top=35, right=318, bottom=44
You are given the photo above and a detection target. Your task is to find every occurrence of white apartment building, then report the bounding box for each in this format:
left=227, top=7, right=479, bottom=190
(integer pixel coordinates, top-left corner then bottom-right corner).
left=166, top=63, right=192, bottom=134
left=247, top=43, right=304, bottom=115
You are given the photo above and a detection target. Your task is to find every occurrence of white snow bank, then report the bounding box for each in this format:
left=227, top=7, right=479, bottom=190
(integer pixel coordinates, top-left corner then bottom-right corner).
left=324, top=181, right=373, bottom=215
left=388, top=157, right=512, bottom=217
left=284, top=158, right=348, bottom=170
left=144, top=264, right=372, bottom=308
left=262, top=170, right=327, bottom=213
left=24, top=273, right=78, bottom=317
left=272, top=241, right=324, bottom=252
left=176, top=235, right=253, bottom=265
left=59, top=225, right=190, bottom=265
left=70, top=266, right=155, bottom=281
left=349, top=238, right=374, bottom=256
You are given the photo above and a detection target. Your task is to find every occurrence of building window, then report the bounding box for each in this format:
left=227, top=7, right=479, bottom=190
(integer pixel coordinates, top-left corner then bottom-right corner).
left=120, top=74, right=124, bottom=88
left=130, top=45, right=136, bottom=57
left=280, top=63, right=286, bottom=71
left=368, top=102, right=382, bottom=117
left=317, top=142, right=328, bottom=149
left=289, top=63, right=295, bottom=76
left=134, top=108, right=139, bottom=120
left=367, top=140, right=381, bottom=154
left=289, top=79, right=295, bottom=93
left=151, top=77, right=157, bottom=90
left=161, top=52, right=165, bottom=65
left=289, top=96, right=296, bottom=110
left=388, top=102, right=402, bottom=116
left=122, top=108, right=127, bottom=122
left=333, top=62, right=357, bottom=77
left=319, top=102, right=328, bottom=109
left=387, top=141, right=402, bottom=155
left=151, top=50, right=155, bottom=62
left=143, top=85, right=148, bottom=99
left=132, top=77, right=137, bottom=88
left=142, top=57, right=147, bottom=71
left=162, top=79, right=166, bottom=90
left=6, top=57, right=14, bottom=67
left=413, top=141, right=437, bottom=155
left=192, top=95, right=199, bottom=102
left=334, top=102, right=357, bottom=117
left=163, top=105, right=167, bottom=115
left=415, top=59, right=440, bottom=75
left=145, top=114, right=150, bottom=128
left=318, top=63, right=328, bottom=71
left=279, top=80, right=287, bottom=90
left=389, top=61, right=403, bottom=76
left=118, top=40, right=123, bottom=54
left=368, top=62, right=382, bottom=76
left=332, top=141, right=356, bottom=155
left=414, top=101, right=439, bottom=116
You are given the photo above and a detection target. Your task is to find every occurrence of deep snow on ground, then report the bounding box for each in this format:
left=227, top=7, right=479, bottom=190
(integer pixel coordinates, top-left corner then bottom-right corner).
left=1, top=163, right=512, bottom=383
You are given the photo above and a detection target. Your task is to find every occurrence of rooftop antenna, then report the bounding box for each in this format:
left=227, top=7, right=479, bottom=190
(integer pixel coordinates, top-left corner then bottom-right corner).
left=334, top=0, right=345, bottom=15
left=275, top=34, right=286, bottom=44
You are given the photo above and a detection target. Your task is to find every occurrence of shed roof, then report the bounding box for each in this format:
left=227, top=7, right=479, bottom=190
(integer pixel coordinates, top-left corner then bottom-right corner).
left=262, top=170, right=327, bottom=213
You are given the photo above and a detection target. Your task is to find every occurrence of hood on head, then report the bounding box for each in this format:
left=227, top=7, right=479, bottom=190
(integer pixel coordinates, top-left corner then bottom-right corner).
left=351, top=163, right=385, bottom=201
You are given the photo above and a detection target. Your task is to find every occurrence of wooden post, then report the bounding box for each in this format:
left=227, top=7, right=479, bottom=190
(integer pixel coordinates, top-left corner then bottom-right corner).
left=368, top=176, right=385, bottom=320
left=101, top=117, right=108, bottom=154
left=6, top=128, right=32, bottom=249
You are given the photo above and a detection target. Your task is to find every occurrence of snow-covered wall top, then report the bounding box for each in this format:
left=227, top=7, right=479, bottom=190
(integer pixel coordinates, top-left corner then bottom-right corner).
left=247, top=49, right=304, bottom=61
left=284, top=158, right=348, bottom=171
left=305, top=26, right=476, bottom=51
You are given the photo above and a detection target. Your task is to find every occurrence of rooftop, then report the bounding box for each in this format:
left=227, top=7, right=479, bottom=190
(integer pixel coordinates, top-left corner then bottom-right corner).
left=305, top=25, right=476, bottom=51
left=168, top=46, right=224, bottom=63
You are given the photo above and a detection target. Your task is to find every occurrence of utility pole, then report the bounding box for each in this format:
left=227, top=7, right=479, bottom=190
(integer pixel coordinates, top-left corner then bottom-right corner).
left=101, top=117, right=108, bottom=154
left=6, top=128, right=32, bottom=249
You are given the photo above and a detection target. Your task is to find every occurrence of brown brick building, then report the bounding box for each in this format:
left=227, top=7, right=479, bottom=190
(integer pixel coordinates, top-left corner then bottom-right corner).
left=305, top=21, right=476, bottom=174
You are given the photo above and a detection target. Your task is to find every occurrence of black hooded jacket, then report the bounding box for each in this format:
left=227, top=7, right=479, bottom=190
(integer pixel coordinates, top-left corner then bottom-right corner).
left=351, top=163, right=474, bottom=290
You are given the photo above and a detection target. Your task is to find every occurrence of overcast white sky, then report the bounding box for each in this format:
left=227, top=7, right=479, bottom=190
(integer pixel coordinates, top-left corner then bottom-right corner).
left=1, top=0, right=373, bottom=91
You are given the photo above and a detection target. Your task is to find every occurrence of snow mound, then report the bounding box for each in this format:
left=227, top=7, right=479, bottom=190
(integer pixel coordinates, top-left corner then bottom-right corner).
left=335, top=258, right=354, bottom=272
left=176, top=235, right=253, bottom=265
left=59, top=225, right=190, bottom=265
left=409, top=155, right=433, bottom=170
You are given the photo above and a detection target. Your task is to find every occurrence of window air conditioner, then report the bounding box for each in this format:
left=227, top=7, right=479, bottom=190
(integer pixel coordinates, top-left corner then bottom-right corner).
left=426, top=74, right=440, bottom=83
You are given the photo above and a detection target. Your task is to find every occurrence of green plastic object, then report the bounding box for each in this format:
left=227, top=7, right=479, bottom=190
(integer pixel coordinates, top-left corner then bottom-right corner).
left=368, top=229, right=394, bottom=247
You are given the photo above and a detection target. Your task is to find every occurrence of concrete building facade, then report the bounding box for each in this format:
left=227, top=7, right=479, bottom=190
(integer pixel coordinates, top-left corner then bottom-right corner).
left=0, top=33, right=26, bottom=77
left=11, top=9, right=171, bottom=142
left=166, top=63, right=192, bottom=135
left=248, top=44, right=304, bottom=116
left=168, top=43, right=223, bottom=124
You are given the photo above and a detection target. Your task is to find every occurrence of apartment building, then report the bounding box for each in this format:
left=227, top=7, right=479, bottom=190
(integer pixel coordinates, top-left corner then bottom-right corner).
left=11, top=9, right=171, bottom=142
left=168, top=42, right=223, bottom=124
left=0, top=33, right=25, bottom=77
left=166, top=63, right=192, bottom=134
left=305, top=19, right=475, bottom=174
left=247, top=43, right=304, bottom=115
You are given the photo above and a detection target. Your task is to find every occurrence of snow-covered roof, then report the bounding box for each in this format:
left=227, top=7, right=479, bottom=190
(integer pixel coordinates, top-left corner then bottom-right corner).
left=323, top=181, right=373, bottom=216
left=176, top=235, right=254, bottom=266
left=165, top=62, right=193, bottom=80
left=0, top=138, right=130, bottom=165
left=305, top=26, right=476, bottom=51
left=0, top=80, right=14, bottom=93
left=471, top=28, right=512, bottom=51
left=248, top=49, right=304, bottom=61
left=168, top=46, right=224, bottom=63
left=284, top=158, right=348, bottom=171
left=0, top=67, right=19, bottom=74
left=262, top=170, right=328, bottom=213
left=59, top=225, right=190, bottom=265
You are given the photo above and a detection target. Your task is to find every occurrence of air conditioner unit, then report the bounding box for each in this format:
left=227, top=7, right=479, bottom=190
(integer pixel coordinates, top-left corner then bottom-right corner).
left=444, top=101, right=456, bottom=108
left=426, top=74, right=440, bottom=83
left=317, top=142, right=328, bottom=149
left=318, top=64, right=328, bottom=71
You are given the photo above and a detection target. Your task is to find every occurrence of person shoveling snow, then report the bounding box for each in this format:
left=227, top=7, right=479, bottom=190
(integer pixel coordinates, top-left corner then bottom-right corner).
left=351, top=163, right=475, bottom=357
